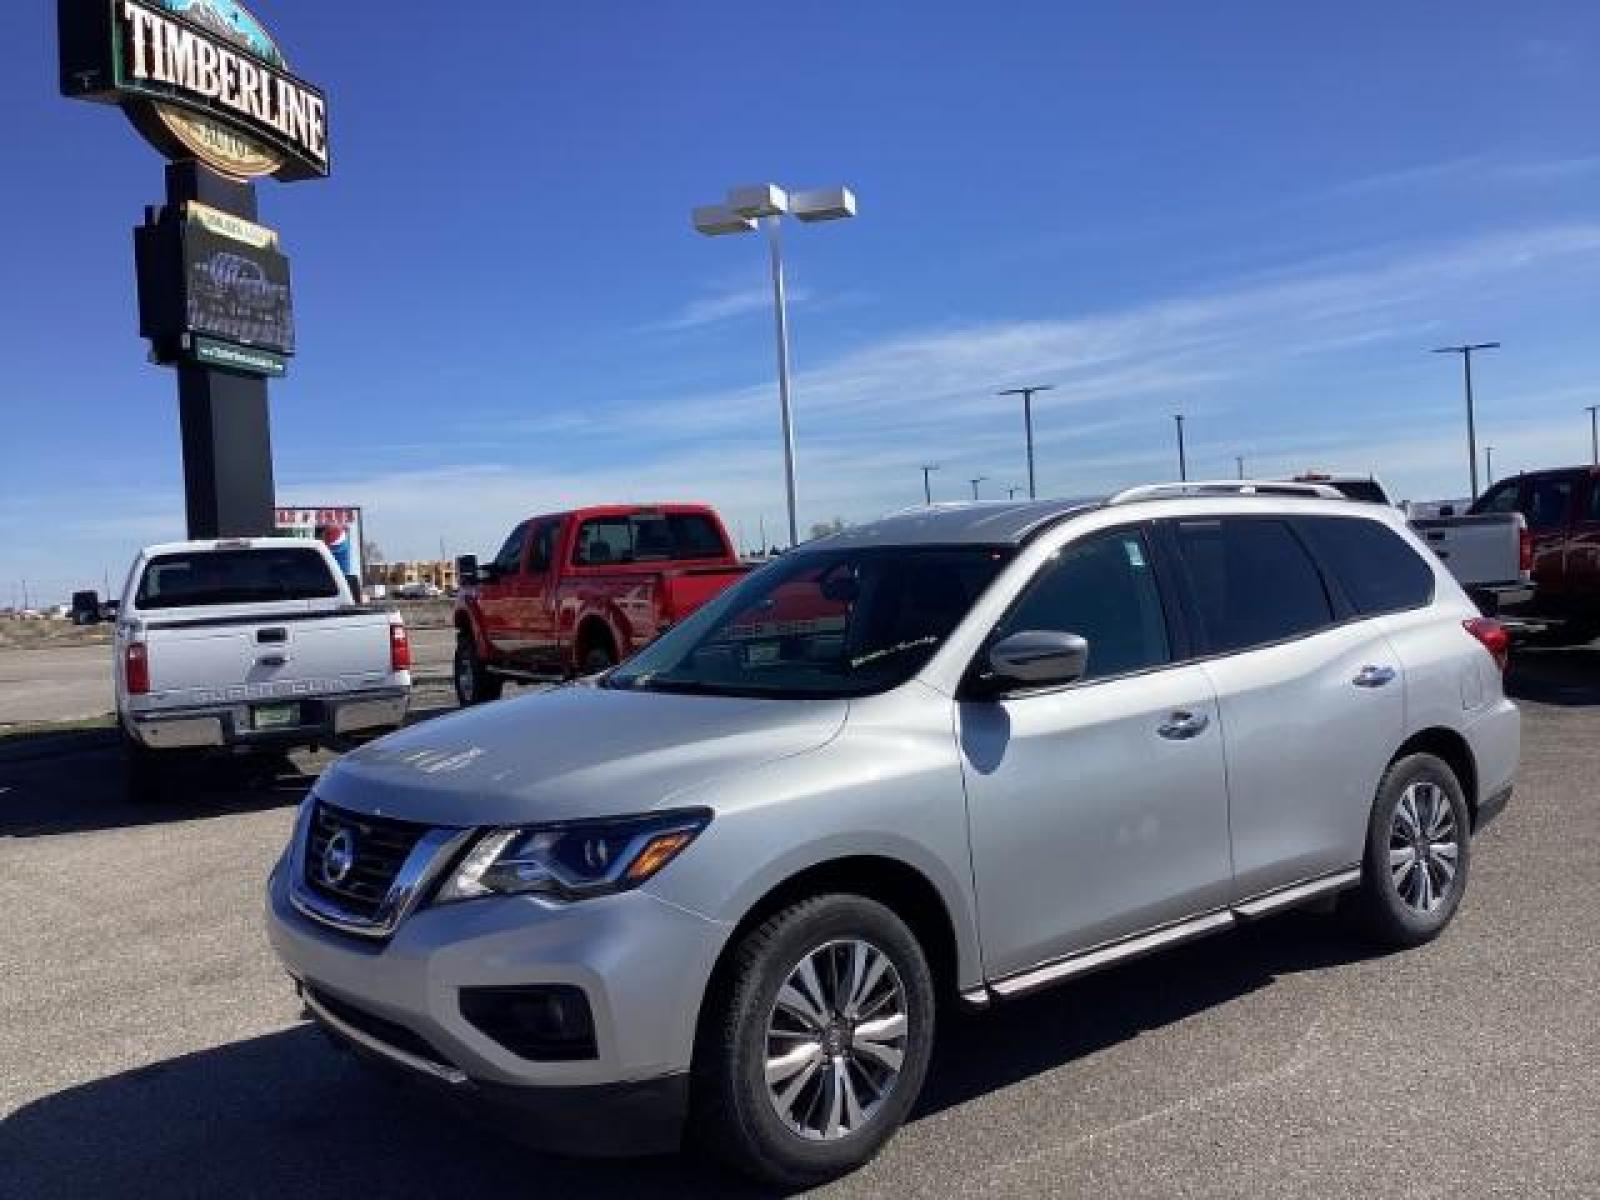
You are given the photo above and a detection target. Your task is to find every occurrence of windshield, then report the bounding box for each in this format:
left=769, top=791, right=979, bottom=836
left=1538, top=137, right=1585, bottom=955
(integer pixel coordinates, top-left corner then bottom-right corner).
left=605, top=545, right=1013, bottom=698
left=135, top=548, right=340, bottom=610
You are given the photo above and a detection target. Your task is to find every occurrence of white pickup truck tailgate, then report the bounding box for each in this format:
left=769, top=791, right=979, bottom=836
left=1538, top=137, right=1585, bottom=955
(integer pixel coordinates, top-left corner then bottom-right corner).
left=1410, top=513, right=1526, bottom=587
left=143, top=611, right=395, bottom=705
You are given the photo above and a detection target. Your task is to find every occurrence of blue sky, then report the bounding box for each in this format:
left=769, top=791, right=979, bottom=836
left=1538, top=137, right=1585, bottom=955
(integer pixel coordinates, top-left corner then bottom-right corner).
left=3, top=1, right=1598, bottom=602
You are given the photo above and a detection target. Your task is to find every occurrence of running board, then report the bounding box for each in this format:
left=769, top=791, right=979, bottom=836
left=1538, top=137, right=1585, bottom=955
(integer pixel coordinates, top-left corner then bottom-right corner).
left=984, top=867, right=1362, bottom=1002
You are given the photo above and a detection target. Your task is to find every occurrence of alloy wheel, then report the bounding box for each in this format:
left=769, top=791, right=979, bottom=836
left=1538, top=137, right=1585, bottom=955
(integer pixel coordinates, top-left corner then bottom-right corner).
left=1389, top=780, right=1460, bottom=913
left=763, top=938, right=909, bottom=1142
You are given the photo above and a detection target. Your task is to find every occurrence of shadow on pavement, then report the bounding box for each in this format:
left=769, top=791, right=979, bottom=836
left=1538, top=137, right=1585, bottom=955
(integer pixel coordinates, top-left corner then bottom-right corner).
left=1505, top=644, right=1600, bottom=707
left=0, top=705, right=458, bottom=839
left=918, top=909, right=1381, bottom=1118
left=1, top=910, right=1380, bottom=1200
left=0, top=1025, right=768, bottom=1200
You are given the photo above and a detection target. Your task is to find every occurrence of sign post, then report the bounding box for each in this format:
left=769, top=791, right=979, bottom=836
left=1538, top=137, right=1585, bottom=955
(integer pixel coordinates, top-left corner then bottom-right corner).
left=58, top=0, right=329, bottom=541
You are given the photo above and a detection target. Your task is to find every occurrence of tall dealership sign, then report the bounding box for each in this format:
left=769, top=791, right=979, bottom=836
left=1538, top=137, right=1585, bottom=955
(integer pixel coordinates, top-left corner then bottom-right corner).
left=58, top=0, right=329, bottom=539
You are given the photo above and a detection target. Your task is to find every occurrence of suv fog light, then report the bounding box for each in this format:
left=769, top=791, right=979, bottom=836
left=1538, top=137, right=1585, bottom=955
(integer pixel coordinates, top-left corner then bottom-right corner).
left=459, top=985, right=598, bottom=1062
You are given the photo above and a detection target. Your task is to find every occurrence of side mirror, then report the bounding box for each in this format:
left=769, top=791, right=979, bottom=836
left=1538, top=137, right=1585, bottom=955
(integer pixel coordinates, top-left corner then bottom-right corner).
left=456, top=554, right=481, bottom=586
left=986, top=631, right=1090, bottom=690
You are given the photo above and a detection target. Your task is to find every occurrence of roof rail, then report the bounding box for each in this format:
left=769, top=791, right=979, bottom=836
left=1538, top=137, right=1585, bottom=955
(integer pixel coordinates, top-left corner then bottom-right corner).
left=1108, top=480, right=1345, bottom=505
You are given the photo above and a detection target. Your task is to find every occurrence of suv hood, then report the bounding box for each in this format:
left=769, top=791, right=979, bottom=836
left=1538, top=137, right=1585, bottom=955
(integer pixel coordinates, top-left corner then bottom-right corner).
left=315, top=684, right=848, bottom=826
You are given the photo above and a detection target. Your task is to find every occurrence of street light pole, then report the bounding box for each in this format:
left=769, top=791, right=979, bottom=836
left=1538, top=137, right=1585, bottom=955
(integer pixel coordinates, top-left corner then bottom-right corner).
left=1173, top=414, right=1188, bottom=482
left=1006, top=486, right=1023, bottom=500
left=1235, top=455, right=1245, bottom=480
left=969, top=476, right=988, bottom=501
left=1432, top=342, right=1500, bottom=501
left=694, top=184, right=858, bottom=549
left=998, top=386, right=1054, bottom=500
left=1587, top=405, right=1599, bottom=466
left=920, top=464, right=940, bottom=505
left=1485, top=445, right=1495, bottom=485
left=765, top=216, right=800, bottom=548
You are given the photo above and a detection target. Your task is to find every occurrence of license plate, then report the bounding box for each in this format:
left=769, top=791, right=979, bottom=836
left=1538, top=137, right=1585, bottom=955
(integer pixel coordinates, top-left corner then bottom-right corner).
left=252, top=703, right=300, bottom=730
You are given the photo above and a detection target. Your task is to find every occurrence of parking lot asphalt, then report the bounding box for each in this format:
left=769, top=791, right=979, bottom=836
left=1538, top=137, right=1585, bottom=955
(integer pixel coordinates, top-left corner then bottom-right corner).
left=2, top=647, right=1598, bottom=1199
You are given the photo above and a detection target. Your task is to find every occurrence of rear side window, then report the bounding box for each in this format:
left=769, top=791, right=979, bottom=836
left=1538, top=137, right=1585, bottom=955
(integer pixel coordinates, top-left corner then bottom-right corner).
left=136, top=548, right=338, bottom=609
left=1297, top=517, right=1435, bottom=615
left=1527, top=477, right=1574, bottom=531
left=997, top=529, right=1170, bottom=680
left=576, top=514, right=730, bottom=565
left=1173, top=519, right=1333, bottom=653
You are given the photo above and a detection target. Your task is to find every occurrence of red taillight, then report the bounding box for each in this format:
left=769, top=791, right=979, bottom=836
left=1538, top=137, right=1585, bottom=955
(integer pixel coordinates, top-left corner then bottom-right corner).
left=1464, top=618, right=1510, bottom=672
left=389, top=622, right=412, bottom=672
left=1518, top=526, right=1533, bottom=575
left=124, top=641, right=150, bottom=695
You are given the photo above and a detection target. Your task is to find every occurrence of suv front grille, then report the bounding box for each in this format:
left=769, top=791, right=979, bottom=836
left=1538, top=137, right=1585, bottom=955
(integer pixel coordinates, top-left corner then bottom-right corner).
left=304, top=801, right=429, bottom=919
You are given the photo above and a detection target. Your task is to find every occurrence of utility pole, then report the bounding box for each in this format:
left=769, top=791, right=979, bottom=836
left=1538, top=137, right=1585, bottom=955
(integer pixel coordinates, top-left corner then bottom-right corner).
left=1587, top=404, right=1599, bottom=466
left=969, top=476, right=988, bottom=501
left=999, top=385, right=1054, bottom=500
left=920, top=464, right=941, bottom=505
left=1432, top=342, right=1499, bottom=500
left=1173, top=414, right=1188, bottom=482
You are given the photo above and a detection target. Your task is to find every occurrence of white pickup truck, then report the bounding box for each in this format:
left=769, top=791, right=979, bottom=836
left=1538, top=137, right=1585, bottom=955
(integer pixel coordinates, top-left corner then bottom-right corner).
left=1289, top=473, right=1533, bottom=616
left=115, top=538, right=412, bottom=801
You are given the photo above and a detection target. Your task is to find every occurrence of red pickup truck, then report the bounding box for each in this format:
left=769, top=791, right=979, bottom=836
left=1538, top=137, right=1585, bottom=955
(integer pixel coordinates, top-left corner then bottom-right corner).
left=452, top=504, right=749, bottom=703
left=1469, top=466, right=1600, bottom=642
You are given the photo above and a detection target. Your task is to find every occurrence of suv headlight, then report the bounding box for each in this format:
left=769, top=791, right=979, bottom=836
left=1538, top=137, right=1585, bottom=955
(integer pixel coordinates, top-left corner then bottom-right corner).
left=435, top=809, right=712, bottom=904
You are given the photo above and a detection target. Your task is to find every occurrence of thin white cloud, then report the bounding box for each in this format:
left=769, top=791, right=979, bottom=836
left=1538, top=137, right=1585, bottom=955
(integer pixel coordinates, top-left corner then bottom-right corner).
left=650, top=283, right=813, bottom=333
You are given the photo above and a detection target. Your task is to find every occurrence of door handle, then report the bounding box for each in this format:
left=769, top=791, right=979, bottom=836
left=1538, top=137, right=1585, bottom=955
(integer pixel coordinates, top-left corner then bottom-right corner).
left=1352, top=665, right=1397, bottom=688
left=1158, top=710, right=1210, bottom=740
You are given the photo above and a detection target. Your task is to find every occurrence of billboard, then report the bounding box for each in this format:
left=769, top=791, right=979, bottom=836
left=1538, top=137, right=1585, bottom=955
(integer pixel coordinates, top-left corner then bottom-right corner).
left=274, top=506, right=364, bottom=585
left=184, top=206, right=295, bottom=355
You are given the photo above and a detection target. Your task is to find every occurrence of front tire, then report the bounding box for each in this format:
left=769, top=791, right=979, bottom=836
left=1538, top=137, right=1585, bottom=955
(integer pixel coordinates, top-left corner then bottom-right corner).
left=1353, top=753, right=1471, bottom=948
left=453, top=634, right=503, bottom=706
left=691, top=895, right=936, bottom=1189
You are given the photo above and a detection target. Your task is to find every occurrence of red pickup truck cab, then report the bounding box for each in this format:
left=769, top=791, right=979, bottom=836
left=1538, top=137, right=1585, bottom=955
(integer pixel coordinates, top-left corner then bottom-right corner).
left=1471, top=466, right=1600, bottom=642
left=452, top=504, right=749, bottom=703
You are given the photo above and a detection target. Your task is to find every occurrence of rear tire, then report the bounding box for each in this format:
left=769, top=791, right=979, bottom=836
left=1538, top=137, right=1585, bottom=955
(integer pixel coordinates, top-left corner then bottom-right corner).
left=1353, top=753, right=1471, bottom=948
left=453, top=634, right=503, bottom=706
left=691, top=895, right=936, bottom=1189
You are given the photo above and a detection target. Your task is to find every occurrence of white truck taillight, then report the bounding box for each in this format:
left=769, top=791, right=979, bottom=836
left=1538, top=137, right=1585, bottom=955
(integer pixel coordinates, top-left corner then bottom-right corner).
left=390, top=623, right=412, bottom=672
left=1463, top=618, right=1511, bottom=672
left=125, top=641, right=151, bottom=695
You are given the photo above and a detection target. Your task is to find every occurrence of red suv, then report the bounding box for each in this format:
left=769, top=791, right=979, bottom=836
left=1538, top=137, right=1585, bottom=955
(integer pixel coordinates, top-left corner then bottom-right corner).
left=452, top=505, right=749, bottom=703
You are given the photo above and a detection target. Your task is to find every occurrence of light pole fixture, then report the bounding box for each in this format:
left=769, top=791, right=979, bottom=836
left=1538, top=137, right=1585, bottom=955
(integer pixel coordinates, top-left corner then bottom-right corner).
left=920, top=464, right=941, bottom=505
left=1586, top=404, right=1599, bottom=466
left=693, top=183, right=858, bottom=549
left=969, top=476, right=988, bottom=501
left=1173, top=414, right=1188, bottom=482
left=1432, top=342, right=1499, bottom=501
left=998, top=385, right=1054, bottom=500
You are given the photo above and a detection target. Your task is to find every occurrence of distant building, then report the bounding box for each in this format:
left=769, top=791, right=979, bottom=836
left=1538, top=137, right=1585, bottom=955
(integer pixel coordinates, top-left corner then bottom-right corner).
left=367, top=559, right=459, bottom=592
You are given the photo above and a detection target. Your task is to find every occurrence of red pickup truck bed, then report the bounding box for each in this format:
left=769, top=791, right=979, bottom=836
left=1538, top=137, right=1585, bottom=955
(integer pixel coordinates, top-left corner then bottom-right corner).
left=452, top=504, right=749, bottom=703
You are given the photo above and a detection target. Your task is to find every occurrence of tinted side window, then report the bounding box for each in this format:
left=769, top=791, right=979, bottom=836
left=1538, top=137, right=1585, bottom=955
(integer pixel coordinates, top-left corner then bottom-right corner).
left=669, top=514, right=729, bottom=559
left=1297, top=517, right=1435, bottom=616
left=492, top=523, right=529, bottom=573
left=1174, top=519, right=1333, bottom=653
left=576, top=518, right=632, bottom=565
left=1474, top=480, right=1521, bottom=515
left=996, top=529, right=1170, bottom=680
left=1527, top=477, right=1574, bottom=532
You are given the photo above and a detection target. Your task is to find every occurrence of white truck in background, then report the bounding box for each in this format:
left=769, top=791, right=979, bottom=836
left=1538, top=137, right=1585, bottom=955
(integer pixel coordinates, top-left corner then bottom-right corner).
left=115, top=538, right=412, bottom=802
left=1289, top=473, right=1533, bottom=616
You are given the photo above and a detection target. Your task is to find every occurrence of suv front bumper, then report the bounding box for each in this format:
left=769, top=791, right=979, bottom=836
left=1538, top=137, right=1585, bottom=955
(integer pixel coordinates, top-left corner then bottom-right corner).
left=265, top=856, right=726, bottom=1155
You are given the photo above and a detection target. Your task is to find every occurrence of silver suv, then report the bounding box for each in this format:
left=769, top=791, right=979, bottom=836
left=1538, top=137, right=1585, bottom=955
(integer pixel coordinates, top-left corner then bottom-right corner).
left=267, top=484, right=1520, bottom=1187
